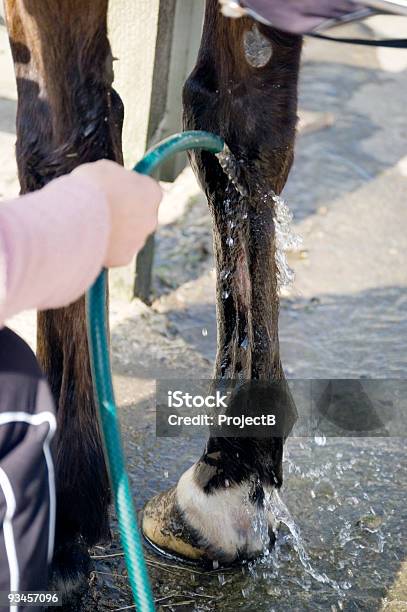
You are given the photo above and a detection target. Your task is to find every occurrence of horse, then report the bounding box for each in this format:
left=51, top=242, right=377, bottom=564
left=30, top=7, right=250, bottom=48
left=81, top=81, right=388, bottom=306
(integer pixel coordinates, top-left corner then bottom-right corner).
left=4, top=0, right=301, bottom=599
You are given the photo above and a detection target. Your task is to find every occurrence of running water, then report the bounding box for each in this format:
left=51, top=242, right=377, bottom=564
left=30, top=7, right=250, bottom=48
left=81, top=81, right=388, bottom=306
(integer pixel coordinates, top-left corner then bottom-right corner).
left=239, top=481, right=342, bottom=595
left=271, top=193, right=302, bottom=290
left=216, top=145, right=302, bottom=290
left=216, top=144, right=248, bottom=197
left=264, top=490, right=342, bottom=593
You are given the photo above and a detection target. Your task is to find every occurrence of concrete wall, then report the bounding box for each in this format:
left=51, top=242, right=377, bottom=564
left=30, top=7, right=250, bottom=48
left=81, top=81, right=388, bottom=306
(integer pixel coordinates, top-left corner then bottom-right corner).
left=108, top=0, right=205, bottom=300
left=108, top=0, right=204, bottom=174
left=149, top=0, right=205, bottom=181
left=108, top=0, right=161, bottom=167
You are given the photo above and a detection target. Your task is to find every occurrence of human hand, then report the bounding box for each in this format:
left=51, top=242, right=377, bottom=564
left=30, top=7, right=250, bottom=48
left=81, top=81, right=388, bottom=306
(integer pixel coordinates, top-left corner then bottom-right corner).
left=72, top=159, right=162, bottom=267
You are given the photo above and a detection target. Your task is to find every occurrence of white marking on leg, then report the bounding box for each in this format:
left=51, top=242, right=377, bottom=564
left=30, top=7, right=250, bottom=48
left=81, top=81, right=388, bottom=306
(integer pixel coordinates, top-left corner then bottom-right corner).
left=176, top=465, right=275, bottom=560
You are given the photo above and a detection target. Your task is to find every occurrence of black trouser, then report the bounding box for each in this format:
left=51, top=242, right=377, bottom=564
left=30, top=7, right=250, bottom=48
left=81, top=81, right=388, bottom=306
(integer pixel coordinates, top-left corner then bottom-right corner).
left=0, top=328, right=56, bottom=612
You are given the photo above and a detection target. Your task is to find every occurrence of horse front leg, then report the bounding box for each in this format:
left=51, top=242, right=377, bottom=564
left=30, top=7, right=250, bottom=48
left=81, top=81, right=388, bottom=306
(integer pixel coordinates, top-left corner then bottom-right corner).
left=142, top=1, right=301, bottom=562
left=4, top=0, right=123, bottom=599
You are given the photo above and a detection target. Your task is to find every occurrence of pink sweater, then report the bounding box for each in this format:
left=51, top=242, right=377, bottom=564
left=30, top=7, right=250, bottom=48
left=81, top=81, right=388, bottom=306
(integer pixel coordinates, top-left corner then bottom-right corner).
left=0, top=174, right=110, bottom=326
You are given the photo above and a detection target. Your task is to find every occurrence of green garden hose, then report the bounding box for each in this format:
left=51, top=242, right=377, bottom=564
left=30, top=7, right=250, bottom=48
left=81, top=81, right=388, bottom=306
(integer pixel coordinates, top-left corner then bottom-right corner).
left=86, top=131, right=225, bottom=611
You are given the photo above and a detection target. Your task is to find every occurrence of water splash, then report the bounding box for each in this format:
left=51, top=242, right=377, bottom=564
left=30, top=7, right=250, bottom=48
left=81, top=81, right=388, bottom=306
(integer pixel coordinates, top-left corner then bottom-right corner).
left=240, top=481, right=342, bottom=594
left=216, top=145, right=248, bottom=197
left=272, top=194, right=303, bottom=290
left=216, top=146, right=302, bottom=290
left=265, top=490, right=342, bottom=593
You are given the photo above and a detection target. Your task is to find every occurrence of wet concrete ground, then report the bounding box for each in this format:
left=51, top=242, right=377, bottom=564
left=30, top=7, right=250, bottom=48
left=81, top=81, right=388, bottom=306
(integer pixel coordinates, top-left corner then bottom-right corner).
left=2, top=13, right=407, bottom=612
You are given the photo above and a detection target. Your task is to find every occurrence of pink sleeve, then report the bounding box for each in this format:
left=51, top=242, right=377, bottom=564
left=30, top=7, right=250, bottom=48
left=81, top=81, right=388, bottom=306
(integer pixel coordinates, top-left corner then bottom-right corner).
left=0, top=174, right=110, bottom=325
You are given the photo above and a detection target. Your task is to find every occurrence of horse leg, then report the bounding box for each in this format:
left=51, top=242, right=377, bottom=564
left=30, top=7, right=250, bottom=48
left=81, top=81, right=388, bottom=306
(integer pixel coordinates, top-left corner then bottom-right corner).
left=4, top=0, right=123, bottom=598
left=142, top=1, right=302, bottom=562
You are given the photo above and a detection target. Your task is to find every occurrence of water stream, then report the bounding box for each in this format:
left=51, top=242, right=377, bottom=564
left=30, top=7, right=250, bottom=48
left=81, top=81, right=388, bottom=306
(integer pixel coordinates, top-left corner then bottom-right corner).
left=265, top=490, right=342, bottom=593
left=216, top=147, right=302, bottom=291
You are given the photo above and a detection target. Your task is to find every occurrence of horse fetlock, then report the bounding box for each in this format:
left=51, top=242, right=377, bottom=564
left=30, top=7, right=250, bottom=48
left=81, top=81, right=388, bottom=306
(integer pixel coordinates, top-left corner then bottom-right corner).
left=142, top=465, right=276, bottom=564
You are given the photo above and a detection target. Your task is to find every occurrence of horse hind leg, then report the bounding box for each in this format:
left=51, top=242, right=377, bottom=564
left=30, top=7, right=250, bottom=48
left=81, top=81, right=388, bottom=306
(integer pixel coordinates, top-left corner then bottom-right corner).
left=4, top=0, right=123, bottom=601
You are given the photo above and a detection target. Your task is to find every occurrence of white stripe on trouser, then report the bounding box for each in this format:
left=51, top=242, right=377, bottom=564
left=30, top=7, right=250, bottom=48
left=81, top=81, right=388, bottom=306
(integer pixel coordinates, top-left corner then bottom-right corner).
left=0, top=467, right=19, bottom=612
left=0, top=411, right=57, bottom=572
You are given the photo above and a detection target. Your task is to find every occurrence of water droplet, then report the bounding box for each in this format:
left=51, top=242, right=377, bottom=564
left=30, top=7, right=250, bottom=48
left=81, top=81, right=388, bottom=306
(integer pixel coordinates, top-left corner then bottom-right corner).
left=314, top=435, right=327, bottom=446
left=240, top=336, right=249, bottom=350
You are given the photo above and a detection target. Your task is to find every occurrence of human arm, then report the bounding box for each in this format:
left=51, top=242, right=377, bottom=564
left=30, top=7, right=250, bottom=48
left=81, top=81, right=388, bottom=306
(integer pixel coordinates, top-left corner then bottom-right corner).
left=0, top=160, right=161, bottom=324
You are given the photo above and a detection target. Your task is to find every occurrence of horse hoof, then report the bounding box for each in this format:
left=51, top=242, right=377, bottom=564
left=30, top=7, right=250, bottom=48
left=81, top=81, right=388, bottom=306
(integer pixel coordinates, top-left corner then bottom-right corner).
left=142, top=485, right=206, bottom=562
left=142, top=465, right=276, bottom=564
left=49, top=542, right=90, bottom=609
